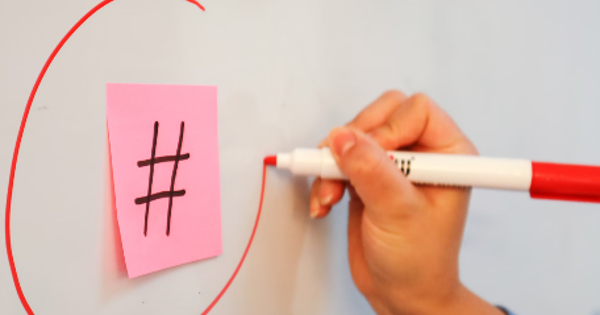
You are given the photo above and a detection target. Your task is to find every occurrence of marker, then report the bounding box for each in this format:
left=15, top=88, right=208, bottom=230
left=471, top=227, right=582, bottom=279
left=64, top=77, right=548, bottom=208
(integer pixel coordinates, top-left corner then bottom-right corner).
left=264, top=148, right=600, bottom=203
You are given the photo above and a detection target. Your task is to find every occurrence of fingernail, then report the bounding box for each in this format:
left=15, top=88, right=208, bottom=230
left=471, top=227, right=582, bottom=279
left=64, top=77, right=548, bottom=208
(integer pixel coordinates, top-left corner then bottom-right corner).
left=310, top=198, right=320, bottom=218
left=329, top=127, right=357, bottom=157
left=320, top=193, right=332, bottom=206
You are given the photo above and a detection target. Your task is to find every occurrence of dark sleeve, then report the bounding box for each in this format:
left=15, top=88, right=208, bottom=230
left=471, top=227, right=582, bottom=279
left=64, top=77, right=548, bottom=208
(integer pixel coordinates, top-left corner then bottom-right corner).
left=497, top=306, right=517, bottom=315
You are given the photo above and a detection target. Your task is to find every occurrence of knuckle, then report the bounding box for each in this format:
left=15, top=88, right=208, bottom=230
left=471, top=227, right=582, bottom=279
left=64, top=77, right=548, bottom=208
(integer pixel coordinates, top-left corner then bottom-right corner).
left=382, top=89, right=406, bottom=102
left=410, top=92, right=433, bottom=109
left=383, top=118, right=399, bottom=135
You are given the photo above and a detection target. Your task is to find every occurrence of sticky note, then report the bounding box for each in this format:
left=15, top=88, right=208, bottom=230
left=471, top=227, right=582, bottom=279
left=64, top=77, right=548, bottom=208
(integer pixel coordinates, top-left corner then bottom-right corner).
left=106, top=83, right=221, bottom=278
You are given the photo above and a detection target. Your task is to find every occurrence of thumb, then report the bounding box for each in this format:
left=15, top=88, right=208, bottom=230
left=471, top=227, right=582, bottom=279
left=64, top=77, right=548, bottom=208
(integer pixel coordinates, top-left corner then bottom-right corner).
left=328, top=127, right=417, bottom=211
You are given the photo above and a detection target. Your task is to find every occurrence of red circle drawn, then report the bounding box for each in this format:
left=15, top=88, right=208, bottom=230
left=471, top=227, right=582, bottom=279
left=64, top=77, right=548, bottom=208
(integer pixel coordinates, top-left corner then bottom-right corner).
left=4, top=1, right=268, bottom=314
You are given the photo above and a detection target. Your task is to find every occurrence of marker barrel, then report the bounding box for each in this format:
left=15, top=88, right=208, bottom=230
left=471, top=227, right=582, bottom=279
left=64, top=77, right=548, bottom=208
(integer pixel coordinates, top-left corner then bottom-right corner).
left=270, top=148, right=600, bottom=203
left=276, top=148, right=532, bottom=190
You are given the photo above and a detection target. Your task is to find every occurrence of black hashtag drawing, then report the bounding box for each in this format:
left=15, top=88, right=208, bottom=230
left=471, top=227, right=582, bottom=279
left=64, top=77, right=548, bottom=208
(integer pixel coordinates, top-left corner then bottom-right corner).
left=135, top=121, right=190, bottom=236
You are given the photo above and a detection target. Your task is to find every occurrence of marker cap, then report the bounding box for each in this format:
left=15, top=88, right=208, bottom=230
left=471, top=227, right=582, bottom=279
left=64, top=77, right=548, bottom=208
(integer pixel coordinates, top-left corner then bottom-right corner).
left=530, top=162, right=600, bottom=203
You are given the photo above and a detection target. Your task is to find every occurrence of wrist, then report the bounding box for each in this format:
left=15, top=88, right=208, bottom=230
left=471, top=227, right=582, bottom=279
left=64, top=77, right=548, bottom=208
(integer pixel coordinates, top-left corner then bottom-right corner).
left=431, top=285, right=504, bottom=315
left=372, top=283, right=504, bottom=315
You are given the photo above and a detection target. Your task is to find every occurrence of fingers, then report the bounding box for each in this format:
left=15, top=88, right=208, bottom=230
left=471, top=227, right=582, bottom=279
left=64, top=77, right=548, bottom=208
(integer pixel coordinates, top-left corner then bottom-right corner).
left=368, top=93, right=477, bottom=155
left=317, top=90, right=406, bottom=148
left=313, top=91, right=475, bottom=220
left=313, top=91, right=406, bottom=216
left=309, top=177, right=346, bottom=219
left=328, top=126, right=417, bottom=213
left=314, top=90, right=407, bottom=214
left=320, top=178, right=345, bottom=207
left=347, top=90, right=407, bottom=131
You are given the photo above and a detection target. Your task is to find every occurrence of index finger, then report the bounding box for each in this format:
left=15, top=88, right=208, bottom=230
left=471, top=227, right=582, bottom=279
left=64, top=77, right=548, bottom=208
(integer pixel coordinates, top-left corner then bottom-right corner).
left=318, top=90, right=407, bottom=148
left=347, top=90, right=408, bottom=131
left=368, top=93, right=477, bottom=155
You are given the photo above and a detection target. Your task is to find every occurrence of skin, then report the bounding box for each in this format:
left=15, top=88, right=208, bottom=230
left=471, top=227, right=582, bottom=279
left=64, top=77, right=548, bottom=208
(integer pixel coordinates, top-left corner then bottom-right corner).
left=309, top=91, right=504, bottom=315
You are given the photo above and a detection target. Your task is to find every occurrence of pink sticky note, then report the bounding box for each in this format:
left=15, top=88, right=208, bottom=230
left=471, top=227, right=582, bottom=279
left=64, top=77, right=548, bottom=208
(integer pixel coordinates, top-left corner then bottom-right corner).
left=106, top=83, right=221, bottom=278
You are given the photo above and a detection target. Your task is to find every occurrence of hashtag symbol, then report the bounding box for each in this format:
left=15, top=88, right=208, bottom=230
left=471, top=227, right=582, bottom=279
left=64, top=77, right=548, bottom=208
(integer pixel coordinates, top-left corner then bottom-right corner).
left=135, top=121, right=190, bottom=236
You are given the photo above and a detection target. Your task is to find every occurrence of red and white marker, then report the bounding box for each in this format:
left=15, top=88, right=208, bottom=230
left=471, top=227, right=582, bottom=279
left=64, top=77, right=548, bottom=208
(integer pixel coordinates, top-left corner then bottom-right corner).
left=264, top=148, right=600, bottom=203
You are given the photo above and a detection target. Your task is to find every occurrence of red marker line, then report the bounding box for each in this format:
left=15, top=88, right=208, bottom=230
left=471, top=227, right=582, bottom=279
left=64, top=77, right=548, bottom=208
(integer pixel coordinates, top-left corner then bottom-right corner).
left=186, top=0, right=206, bottom=11
left=201, top=163, right=269, bottom=315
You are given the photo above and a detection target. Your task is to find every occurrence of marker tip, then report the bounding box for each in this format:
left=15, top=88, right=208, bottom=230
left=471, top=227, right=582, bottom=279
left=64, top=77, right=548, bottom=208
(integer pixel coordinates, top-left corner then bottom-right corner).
left=264, top=155, right=277, bottom=166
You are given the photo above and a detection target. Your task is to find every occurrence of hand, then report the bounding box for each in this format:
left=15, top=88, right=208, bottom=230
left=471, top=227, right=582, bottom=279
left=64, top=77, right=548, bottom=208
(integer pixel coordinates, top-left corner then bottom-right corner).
left=309, top=91, right=503, bottom=315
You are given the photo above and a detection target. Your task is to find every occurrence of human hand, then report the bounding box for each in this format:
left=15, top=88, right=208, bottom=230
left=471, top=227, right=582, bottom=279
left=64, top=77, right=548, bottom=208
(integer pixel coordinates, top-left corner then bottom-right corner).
left=309, top=91, right=503, bottom=315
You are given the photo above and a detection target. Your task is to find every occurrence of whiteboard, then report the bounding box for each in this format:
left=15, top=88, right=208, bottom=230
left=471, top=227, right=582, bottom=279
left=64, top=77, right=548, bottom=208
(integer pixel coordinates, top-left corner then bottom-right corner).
left=1, top=0, right=600, bottom=314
